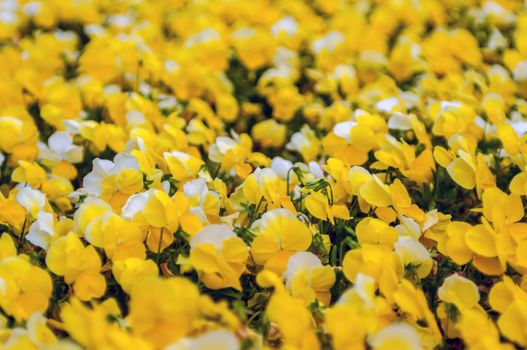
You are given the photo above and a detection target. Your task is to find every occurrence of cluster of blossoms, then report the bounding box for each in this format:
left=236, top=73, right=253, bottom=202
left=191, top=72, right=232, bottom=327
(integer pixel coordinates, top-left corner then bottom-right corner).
left=1, top=0, right=527, bottom=349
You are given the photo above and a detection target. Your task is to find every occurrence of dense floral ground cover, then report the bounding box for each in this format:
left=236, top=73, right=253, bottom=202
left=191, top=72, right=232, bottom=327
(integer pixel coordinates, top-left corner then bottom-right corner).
left=0, top=0, right=527, bottom=349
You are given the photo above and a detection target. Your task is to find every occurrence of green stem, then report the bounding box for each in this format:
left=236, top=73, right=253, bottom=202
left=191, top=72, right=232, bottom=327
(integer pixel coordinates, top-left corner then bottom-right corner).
left=17, top=217, right=28, bottom=253
left=248, top=196, right=264, bottom=227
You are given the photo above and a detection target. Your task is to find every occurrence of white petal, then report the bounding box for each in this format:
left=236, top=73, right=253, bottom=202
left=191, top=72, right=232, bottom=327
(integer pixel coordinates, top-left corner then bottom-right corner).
left=122, top=191, right=150, bottom=219
left=82, top=158, right=113, bottom=195
left=183, top=178, right=208, bottom=199
left=26, top=224, right=52, bottom=250
left=192, top=330, right=240, bottom=350
left=16, top=187, right=46, bottom=215
left=284, top=252, right=321, bottom=286
left=333, top=121, right=356, bottom=141
left=271, top=157, right=293, bottom=180
left=369, top=323, right=421, bottom=350
left=48, top=132, right=73, bottom=154
left=112, top=153, right=139, bottom=172
left=388, top=112, right=412, bottom=130
left=376, top=97, right=399, bottom=113
left=190, top=224, right=235, bottom=250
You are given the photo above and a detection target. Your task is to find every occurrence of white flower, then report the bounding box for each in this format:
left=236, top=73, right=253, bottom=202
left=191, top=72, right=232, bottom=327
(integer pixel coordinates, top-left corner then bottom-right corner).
left=121, top=190, right=151, bottom=219
left=333, top=121, right=357, bottom=141
left=209, top=136, right=238, bottom=163
left=164, top=329, right=240, bottom=350
left=376, top=97, right=401, bottom=113
left=388, top=112, right=413, bottom=130
left=271, top=157, right=293, bottom=180
left=284, top=252, right=322, bottom=289
left=83, top=153, right=139, bottom=195
left=26, top=211, right=55, bottom=250
left=394, top=236, right=433, bottom=278
left=190, top=224, right=237, bottom=252
left=38, top=131, right=83, bottom=165
left=184, top=28, right=221, bottom=47
left=308, top=161, right=324, bottom=178
left=271, top=16, right=298, bottom=37
left=286, top=125, right=316, bottom=154
left=513, top=60, right=527, bottom=82
left=336, top=273, right=376, bottom=309
left=16, top=187, right=46, bottom=218
left=311, top=31, right=344, bottom=54
left=369, top=323, right=421, bottom=350
left=395, top=215, right=421, bottom=240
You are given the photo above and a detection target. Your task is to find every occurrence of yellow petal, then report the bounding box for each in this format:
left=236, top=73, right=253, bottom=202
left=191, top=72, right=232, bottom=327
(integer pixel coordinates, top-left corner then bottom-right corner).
left=446, top=158, right=475, bottom=190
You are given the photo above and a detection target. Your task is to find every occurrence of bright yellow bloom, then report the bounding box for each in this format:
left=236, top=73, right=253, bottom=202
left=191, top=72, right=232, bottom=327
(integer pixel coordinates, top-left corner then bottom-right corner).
left=127, top=277, right=200, bottom=348
left=83, top=153, right=143, bottom=210
left=438, top=274, right=480, bottom=312
left=251, top=208, right=312, bottom=274
left=304, top=190, right=350, bottom=224
left=189, top=224, right=248, bottom=290
left=61, top=298, right=152, bottom=350
left=284, top=252, right=335, bottom=304
left=112, top=258, right=158, bottom=293
left=0, top=256, right=52, bottom=321
left=46, top=233, right=106, bottom=301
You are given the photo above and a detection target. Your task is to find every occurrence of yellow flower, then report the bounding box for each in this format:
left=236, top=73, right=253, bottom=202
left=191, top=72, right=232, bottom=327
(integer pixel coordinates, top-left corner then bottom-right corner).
left=257, top=271, right=320, bottom=350
left=122, top=189, right=183, bottom=233
left=251, top=119, right=287, bottom=148
left=0, top=256, right=52, bottom=321
left=356, top=217, right=398, bottom=247
left=209, top=133, right=253, bottom=178
left=11, top=161, right=46, bottom=188
left=232, top=27, right=277, bottom=70
left=463, top=188, right=523, bottom=275
left=250, top=208, right=312, bottom=274
left=268, top=85, right=303, bottom=122
left=189, top=224, right=248, bottom=290
left=394, top=237, right=433, bottom=279
left=112, top=258, right=158, bottom=293
left=46, top=233, right=106, bottom=301
left=343, top=244, right=402, bottom=284
left=26, top=212, right=72, bottom=250
left=127, top=276, right=201, bottom=348
left=433, top=135, right=496, bottom=195
left=84, top=212, right=146, bottom=261
left=374, top=136, right=435, bottom=185
left=286, top=125, right=321, bottom=162
left=393, top=279, right=441, bottom=342
left=37, top=131, right=83, bottom=180
left=489, top=276, right=527, bottom=346
left=284, top=252, right=335, bottom=304
left=0, top=116, right=38, bottom=156
left=444, top=221, right=473, bottom=265
left=359, top=173, right=392, bottom=209
left=326, top=273, right=395, bottom=349
left=163, top=150, right=204, bottom=183
left=39, top=77, right=82, bottom=130
left=61, top=297, right=152, bottom=350
left=83, top=153, right=143, bottom=210
left=438, top=274, right=480, bottom=312
left=456, top=308, right=511, bottom=349
left=304, top=190, right=350, bottom=224
left=242, top=167, right=294, bottom=212
left=0, top=192, right=26, bottom=232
